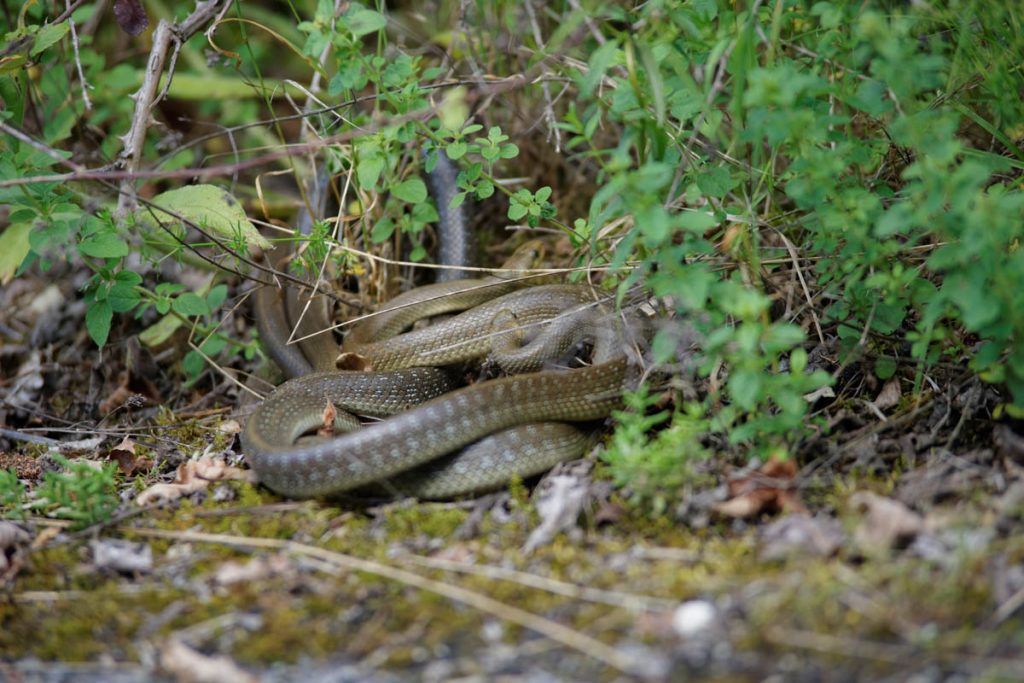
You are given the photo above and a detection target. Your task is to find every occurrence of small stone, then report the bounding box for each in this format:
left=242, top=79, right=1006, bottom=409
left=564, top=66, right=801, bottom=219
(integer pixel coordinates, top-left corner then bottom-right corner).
left=672, top=599, right=717, bottom=638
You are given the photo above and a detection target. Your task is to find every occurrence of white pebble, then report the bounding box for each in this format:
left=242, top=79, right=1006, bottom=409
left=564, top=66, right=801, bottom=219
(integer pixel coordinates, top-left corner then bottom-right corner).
left=672, top=600, right=717, bottom=637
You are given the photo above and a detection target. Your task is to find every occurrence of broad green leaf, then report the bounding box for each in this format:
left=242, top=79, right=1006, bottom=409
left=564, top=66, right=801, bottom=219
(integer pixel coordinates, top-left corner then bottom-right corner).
left=79, top=233, right=129, bottom=259
left=728, top=369, right=763, bottom=411
left=207, top=284, right=228, bottom=311
left=357, top=155, right=384, bottom=189
left=508, top=203, right=528, bottom=221
left=139, top=314, right=181, bottom=348
left=696, top=166, right=732, bottom=198
left=108, top=282, right=139, bottom=313
left=145, top=73, right=304, bottom=101
left=172, top=292, right=210, bottom=317
left=438, top=87, right=469, bottom=131
left=0, top=222, right=31, bottom=285
left=475, top=180, right=494, bottom=199
left=392, top=178, right=427, bottom=203
left=676, top=211, right=719, bottom=232
left=346, top=7, right=387, bottom=37
left=149, top=185, right=270, bottom=250
left=579, top=39, right=618, bottom=96
left=86, top=301, right=112, bottom=347
left=371, top=217, right=396, bottom=243
left=30, top=21, right=69, bottom=56
left=446, top=140, right=468, bottom=160
left=874, top=356, right=897, bottom=380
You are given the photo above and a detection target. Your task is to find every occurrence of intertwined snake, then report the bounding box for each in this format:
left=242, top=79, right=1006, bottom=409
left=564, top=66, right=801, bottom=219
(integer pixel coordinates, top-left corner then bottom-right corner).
left=241, top=155, right=630, bottom=499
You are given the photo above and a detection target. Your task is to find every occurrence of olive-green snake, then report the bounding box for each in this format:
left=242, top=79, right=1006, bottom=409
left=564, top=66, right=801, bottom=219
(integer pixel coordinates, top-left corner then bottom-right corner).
left=242, top=163, right=629, bottom=499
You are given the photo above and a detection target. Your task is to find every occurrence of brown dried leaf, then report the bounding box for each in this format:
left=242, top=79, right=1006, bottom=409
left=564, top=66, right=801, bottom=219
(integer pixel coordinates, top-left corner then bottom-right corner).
left=211, top=554, right=292, bottom=587
left=334, top=351, right=371, bottom=371
left=524, top=464, right=592, bottom=553
left=850, top=491, right=924, bottom=553
left=90, top=538, right=152, bottom=574
left=219, top=420, right=241, bottom=435
left=759, top=513, right=844, bottom=561
left=873, top=378, right=902, bottom=411
left=108, top=436, right=153, bottom=476
left=135, top=456, right=256, bottom=506
left=0, top=521, right=31, bottom=581
left=713, top=457, right=807, bottom=519
left=317, top=400, right=337, bottom=438
left=160, top=639, right=258, bottom=683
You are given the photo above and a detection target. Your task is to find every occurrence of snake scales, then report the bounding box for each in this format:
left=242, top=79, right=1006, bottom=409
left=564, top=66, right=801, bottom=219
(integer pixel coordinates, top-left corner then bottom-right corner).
left=242, top=156, right=630, bottom=499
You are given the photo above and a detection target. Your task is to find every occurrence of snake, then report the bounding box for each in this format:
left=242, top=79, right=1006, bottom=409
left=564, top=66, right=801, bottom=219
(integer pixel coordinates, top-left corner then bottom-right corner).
left=242, top=153, right=630, bottom=499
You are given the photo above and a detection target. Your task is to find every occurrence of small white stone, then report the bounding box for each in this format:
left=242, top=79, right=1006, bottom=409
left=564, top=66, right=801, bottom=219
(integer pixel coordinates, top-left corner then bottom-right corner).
left=672, top=600, right=717, bottom=638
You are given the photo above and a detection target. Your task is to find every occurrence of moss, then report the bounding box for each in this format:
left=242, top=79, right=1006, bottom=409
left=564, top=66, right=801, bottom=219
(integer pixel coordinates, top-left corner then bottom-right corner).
left=382, top=503, right=468, bottom=539
left=0, top=585, right=179, bottom=660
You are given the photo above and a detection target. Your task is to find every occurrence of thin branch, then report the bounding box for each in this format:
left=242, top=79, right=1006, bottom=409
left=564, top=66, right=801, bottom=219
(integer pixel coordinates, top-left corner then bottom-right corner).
left=115, top=1, right=232, bottom=215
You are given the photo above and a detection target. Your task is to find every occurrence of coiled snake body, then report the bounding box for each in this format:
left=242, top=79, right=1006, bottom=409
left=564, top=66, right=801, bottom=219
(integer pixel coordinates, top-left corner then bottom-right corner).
left=242, top=156, right=629, bottom=499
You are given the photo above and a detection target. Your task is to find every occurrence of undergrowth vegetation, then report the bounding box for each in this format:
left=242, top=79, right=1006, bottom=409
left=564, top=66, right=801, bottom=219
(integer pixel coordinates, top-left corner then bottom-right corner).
left=1, top=0, right=1023, bottom=512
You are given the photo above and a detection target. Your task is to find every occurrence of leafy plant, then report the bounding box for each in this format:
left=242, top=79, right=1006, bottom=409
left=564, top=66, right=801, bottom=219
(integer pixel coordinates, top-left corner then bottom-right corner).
left=33, top=455, right=119, bottom=530
left=0, top=469, right=27, bottom=521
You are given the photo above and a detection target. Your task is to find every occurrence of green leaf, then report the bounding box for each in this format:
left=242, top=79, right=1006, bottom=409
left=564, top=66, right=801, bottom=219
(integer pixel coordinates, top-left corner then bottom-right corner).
left=580, top=39, right=618, bottom=96
left=207, top=284, right=228, bottom=311
left=676, top=211, right=719, bottom=232
left=728, top=369, right=763, bottom=411
left=392, top=178, right=427, bottom=203
left=446, top=140, right=468, bottom=160
left=696, top=166, right=732, bottom=198
left=357, top=155, right=384, bottom=189
left=139, top=314, right=181, bottom=348
left=86, top=300, right=112, bottom=347
left=172, top=292, right=210, bottom=317
left=508, top=203, right=528, bottom=221
left=79, top=233, right=129, bottom=259
left=182, top=350, right=204, bottom=378
left=475, top=180, right=494, bottom=199
left=371, top=217, right=396, bottom=243
left=0, top=222, right=31, bottom=285
left=108, top=282, right=139, bottom=313
left=874, top=356, right=897, bottom=380
left=30, top=21, right=70, bottom=56
left=449, top=192, right=467, bottom=209
left=346, top=7, right=387, bottom=37
left=149, top=185, right=270, bottom=250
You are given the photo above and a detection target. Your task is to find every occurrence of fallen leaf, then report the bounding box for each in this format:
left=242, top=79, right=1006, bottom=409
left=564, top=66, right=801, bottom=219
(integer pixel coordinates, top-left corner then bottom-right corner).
left=136, top=456, right=256, bottom=506
left=160, top=639, right=258, bottom=683
left=91, top=538, right=153, bottom=574
left=334, top=351, right=372, bottom=371
left=524, top=462, right=592, bottom=553
left=850, top=491, right=924, bottom=553
left=211, top=554, right=292, bottom=587
left=318, top=400, right=337, bottom=438
left=219, top=420, right=241, bottom=435
left=108, top=436, right=153, bottom=476
left=873, top=378, right=902, bottom=411
left=8, top=350, right=43, bottom=408
left=759, top=513, right=844, bottom=561
left=0, top=521, right=31, bottom=582
left=713, top=457, right=807, bottom=519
